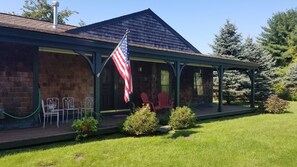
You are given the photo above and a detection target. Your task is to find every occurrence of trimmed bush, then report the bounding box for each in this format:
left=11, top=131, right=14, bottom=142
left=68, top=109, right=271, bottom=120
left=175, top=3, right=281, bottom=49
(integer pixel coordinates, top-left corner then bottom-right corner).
left=122, top=106, right=158, bottom=136
left=72, top=116, right=99, bottom=140
left=264, top=95, right=289, bottom=114
left=169, top=106, right=196, bottom=129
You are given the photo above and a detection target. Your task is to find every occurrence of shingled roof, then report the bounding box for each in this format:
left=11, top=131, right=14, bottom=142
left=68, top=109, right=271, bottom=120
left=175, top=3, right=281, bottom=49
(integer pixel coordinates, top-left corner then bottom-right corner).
left=68, top=9, right=200, bottom=54
left=0, top=12, right=76, bottom=33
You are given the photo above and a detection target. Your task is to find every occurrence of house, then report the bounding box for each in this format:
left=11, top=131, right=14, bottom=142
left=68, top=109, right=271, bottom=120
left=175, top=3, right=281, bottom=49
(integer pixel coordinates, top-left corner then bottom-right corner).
left=0, top=9, right=258, bottom=129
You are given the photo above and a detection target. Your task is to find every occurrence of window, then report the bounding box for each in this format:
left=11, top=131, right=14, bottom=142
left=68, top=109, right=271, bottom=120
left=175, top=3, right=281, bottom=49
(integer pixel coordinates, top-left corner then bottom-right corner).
left=160, top=70, right=170, bottom=93
left=194, top=71, right=203, bottom=96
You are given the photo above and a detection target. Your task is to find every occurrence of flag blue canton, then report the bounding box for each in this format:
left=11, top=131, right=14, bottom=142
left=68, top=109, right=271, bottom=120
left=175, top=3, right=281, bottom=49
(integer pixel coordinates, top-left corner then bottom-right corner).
left=120, top=36, right=129, bottom=63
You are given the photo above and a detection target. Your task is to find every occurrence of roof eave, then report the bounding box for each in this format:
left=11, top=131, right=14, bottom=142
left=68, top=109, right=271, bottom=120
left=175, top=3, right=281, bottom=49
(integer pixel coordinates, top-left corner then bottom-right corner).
left=0, top=25, right=258, bottom=69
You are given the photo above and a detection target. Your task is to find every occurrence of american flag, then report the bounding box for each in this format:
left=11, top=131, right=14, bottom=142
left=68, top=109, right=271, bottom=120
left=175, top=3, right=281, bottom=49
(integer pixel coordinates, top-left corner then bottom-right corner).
left=111, top=34, right=133, bottom=103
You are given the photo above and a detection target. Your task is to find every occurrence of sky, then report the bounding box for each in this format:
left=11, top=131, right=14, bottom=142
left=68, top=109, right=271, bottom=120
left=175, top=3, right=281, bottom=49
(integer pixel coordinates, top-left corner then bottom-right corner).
left=0, top=0, right=296, bottom=54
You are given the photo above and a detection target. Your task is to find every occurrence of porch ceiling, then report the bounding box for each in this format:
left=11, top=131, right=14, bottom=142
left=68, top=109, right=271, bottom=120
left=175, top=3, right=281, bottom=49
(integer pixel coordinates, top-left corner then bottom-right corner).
left=0, top=25, right=258, bottom=70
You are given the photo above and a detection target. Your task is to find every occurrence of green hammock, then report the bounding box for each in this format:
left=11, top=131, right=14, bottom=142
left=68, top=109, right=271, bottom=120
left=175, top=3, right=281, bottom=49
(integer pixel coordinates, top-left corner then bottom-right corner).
left=2, top=89, right=41, bottom=120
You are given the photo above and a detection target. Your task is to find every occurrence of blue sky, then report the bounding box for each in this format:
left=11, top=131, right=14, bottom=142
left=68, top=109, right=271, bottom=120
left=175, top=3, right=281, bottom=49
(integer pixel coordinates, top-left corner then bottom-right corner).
left=0, top=0, right=296, bottom=54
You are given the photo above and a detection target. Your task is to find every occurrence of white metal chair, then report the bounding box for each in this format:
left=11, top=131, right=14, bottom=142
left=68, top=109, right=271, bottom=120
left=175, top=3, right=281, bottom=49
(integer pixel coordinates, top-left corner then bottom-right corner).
left=41, top=99, right=59, bottom=128
left=47, top=97, right=64, bottom=123
left=62, top=97, right=81, bottom=122
left=81, top=97, right=94, bottom=117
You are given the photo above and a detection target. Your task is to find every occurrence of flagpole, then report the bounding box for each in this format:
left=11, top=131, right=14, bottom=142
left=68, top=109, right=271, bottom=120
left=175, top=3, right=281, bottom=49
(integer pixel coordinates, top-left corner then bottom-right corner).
left=96, top=29, right=130, bottom=78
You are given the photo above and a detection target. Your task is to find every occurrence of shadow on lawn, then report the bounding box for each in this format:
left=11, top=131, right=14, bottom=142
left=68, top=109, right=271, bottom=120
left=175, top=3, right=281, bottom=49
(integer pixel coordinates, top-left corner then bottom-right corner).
left=169, top=130, right=197, bottom=139
left=284, top=111, right=294, bottom=114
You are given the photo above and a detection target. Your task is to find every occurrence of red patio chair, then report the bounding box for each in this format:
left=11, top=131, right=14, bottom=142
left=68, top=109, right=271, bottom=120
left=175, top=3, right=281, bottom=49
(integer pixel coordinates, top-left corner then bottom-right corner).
left=156, top=92, right=174, bottom=110
left=140, top=92, right=157, bottom=112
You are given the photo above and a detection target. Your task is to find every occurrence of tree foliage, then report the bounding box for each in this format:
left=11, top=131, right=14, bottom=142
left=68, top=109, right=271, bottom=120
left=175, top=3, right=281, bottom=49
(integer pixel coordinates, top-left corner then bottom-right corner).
left=21, top=0, right=78, bottom=24
left=211, top=20, right=242, bottom=56
left=258, top=8, right=297, bottom=66
left=285, top=27, right=297, bottom=61
left=211, top=20, right=243, bottom=104
left=239, top=37, right=276, bottom=102
left=285, top=62, right=297, bottom=88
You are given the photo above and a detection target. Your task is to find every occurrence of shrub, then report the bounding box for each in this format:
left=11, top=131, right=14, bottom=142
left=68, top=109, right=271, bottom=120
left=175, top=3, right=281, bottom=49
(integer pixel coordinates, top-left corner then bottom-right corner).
left=72, top=116, right=99, bottom=140
left=169, top=106, right=196, bottom=129
left=122, top=106, right=158, bottom=136
left=291, top=93, right=297, bottom=101
left=274, top=82, right=291, bottom=100
left=264, top=95, right=289, bottom=114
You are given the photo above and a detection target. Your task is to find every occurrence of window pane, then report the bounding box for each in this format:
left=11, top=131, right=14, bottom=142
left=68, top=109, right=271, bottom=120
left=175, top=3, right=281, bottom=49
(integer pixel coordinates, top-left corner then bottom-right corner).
left=193, top=72, right=203, bottom=95
left=161, top=70, right=169, bottom=85
left=161, top=70, right=169, bottom=93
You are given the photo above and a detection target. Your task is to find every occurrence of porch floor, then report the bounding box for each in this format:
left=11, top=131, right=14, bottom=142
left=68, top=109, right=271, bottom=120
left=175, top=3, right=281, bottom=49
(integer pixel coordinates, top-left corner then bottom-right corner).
left=0, top=105, right=254, bottom=150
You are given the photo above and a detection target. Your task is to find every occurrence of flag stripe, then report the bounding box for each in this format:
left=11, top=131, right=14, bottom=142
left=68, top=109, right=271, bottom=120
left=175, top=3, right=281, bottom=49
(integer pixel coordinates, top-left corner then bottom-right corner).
left=111, top=35, right=133, bottom=103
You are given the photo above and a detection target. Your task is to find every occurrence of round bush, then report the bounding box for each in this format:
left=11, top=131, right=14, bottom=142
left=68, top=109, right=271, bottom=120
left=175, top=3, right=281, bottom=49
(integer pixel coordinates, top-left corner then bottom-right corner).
left=169, top=106, right=196, bottom=129
left=264, top=95, right=289, bottom=114
left=72, top=116, right=99, bottom=140
left=123, top=106, right=158, bottom=136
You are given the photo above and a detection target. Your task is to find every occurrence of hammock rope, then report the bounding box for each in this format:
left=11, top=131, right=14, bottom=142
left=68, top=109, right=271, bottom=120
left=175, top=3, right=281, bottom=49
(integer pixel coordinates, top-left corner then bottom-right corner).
left=2, top=89, right=40, bottom=120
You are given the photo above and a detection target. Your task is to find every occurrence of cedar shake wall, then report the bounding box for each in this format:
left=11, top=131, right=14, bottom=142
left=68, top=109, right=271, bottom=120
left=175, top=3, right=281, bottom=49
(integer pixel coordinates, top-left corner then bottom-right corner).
left=131, top=61, right=213, bottom=107
left=0, top=43, right=213, bottom=117
left=0, top=42, right=35, bottom=115
left=39, top=52, right=93, bottom=106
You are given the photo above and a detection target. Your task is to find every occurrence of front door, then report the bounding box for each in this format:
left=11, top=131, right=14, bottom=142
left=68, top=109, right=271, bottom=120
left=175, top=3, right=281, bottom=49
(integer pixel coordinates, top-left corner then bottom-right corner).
left=100, top=62, right=128, bottom=110
left=101, top=66, right=114, bottom=110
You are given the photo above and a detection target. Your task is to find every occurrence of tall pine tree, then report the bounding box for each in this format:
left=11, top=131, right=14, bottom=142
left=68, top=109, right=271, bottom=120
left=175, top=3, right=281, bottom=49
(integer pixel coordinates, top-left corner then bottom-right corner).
left=258, top=8, right=297, bottom=66
left=239, top=37, right=275, bottom=102
left=211, top=20, right=243, bottom=104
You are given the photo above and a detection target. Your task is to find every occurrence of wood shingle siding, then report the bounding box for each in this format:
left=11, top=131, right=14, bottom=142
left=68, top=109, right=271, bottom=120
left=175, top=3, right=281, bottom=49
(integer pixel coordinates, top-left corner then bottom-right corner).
left=68, top=9, right=200, bottom=54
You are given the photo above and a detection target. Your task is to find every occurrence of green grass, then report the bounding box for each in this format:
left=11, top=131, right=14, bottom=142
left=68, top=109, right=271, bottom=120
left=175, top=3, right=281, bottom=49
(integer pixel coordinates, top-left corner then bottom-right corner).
left=1, top=102, right=297, bottom=167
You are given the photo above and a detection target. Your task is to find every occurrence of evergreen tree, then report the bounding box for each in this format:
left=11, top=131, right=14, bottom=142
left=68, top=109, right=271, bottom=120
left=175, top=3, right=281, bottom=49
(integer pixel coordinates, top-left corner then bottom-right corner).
left=211, top=20, right=243, bottom=104
left=285, top=62, right=297, bottom=89
left=258, top=8, right=297, bottom=66
left=21, top=0, right=78, bottom=24
left=284, top=27, right=297, bottom=61
left=211, top=20, right=242, bottom=56
left=239, top=37, right=275, bottom=102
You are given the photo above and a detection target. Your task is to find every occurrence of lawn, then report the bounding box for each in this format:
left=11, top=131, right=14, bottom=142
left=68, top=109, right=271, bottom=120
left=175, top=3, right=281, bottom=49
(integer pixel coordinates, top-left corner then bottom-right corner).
left=1, top=102, right=297, bottom=167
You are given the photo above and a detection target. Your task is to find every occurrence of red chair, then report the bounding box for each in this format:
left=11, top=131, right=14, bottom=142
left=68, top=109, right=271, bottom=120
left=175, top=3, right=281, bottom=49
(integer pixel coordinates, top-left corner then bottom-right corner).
left=156, top=92, right=174, bottom=110
left=140, top=92, right=157, bottom=112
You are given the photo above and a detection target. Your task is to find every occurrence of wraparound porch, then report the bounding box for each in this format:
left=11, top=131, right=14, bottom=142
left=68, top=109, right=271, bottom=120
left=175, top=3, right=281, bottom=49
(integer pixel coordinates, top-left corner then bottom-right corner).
left=0, top=105, right=254, bottom=150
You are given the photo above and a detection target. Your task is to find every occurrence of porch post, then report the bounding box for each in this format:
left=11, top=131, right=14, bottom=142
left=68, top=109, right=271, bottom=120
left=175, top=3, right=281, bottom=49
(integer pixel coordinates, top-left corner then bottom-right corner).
left=250, top=69, right=255, bottom=108
left=175, top=61, right=181, bottom=107
left=218, top=65, right=224, bottom=112
left=32, top=46, right=39, bottom=125
left=114, top=68, right=119, bottom=109
left=93, top=51, right=102, bottom=118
